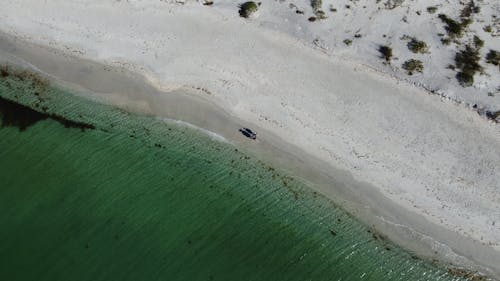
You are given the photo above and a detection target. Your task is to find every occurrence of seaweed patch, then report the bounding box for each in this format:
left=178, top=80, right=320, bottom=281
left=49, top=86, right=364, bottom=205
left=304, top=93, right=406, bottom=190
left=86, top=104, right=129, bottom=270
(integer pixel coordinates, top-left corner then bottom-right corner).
left=0, top=96, right=94, bottom=131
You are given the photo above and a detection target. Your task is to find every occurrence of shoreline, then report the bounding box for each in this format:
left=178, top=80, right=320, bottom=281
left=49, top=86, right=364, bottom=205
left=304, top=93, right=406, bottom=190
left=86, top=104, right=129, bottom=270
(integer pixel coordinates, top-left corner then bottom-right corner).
left=1, top=32, right=499, bottom=279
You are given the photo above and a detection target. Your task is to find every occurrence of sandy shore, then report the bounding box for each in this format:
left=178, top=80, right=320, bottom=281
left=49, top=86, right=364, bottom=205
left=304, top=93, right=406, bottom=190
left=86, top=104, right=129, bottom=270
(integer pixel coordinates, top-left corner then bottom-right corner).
left=0, top=0, right=499, bottom=278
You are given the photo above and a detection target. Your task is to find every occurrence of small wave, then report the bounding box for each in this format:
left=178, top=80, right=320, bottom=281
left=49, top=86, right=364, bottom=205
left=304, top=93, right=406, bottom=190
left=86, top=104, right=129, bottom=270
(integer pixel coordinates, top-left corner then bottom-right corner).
left=158, top=117, right=229, bottom=143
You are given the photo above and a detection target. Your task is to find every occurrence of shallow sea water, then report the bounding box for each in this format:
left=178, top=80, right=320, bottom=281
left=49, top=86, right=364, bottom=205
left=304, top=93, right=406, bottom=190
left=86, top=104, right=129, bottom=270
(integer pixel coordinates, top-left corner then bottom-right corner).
left=0, top=68, right=466, bottom=280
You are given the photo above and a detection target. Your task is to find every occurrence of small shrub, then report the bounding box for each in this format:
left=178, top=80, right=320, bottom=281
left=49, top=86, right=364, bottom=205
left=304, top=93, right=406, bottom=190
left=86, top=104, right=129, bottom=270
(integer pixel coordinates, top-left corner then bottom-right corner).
left=438, top=14, right=471, bottom=38
left=378, top=45, right=393, bottom=62
left=427, top=6, right=438, bottom=14
left=311, top=0, right=327, bottom=20
left=460, top=1, right=480, bottom=19
left=441, top=38, right=452, bottom=45
left=315, top=10, right=327, bottom=20
left=311, top=0, right=322, bottom=11
left=473, top=35, right=484, bottom=49
left=402, top=59, right=424, bottom=75
left=456, top=72, right=474, bottom=87
left=483, top=25, right=492, bottom=33
left=407, top=38, right=429, bottom=53
left=239, top=1, right=260, bottom=18
left=485, top=110, right=500, bottom=121
left=485, top=50, right=499, bottom=66
left=343, top=39, right=352, bottom=46
left=455, top=45, right=483, bottom=87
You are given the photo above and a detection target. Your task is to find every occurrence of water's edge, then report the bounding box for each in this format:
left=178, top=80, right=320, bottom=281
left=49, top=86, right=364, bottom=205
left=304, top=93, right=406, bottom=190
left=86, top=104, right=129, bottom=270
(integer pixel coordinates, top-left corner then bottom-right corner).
left=0, top=35, right=496, bottom=278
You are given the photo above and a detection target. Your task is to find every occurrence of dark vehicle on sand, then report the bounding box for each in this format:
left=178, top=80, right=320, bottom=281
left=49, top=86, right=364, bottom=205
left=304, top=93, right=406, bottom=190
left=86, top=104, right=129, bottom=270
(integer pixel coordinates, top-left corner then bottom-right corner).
left=239, top=127, right=257, bottom=140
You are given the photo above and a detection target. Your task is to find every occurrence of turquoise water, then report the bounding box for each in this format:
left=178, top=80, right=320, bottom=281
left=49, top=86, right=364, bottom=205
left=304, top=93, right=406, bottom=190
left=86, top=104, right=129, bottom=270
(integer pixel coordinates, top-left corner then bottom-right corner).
left=0, top=68, right=466, bottom=280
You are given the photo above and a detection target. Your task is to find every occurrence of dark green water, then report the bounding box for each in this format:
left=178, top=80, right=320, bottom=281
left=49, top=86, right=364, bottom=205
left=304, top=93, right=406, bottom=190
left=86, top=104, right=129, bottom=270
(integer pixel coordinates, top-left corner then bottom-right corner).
left=0, top=68, right=466, bottom=281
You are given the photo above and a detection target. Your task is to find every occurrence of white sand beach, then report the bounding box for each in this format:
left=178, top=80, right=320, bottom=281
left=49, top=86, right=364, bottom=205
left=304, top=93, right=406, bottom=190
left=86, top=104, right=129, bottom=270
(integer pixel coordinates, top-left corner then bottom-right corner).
left=0, top=0, right=499, bottom=278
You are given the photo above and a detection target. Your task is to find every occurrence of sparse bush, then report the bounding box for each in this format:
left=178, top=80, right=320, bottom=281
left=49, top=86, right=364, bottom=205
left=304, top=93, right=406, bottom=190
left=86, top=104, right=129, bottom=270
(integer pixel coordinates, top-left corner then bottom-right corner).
left=438, top=14, right=471, bottom=38
left=343, top=39, right=352, bottom=46
left=456, top=72, right=474, bottom=87
left=402, top=59, right=424, bottom=75
left=427, top=6, right=438, bottom=14
left=239, top=1, right=260, bottom=18
left=473, top=35, right=484, bottom=49
left=483, top=25, right=492, bottom=33
left=485, top=50, right=499, bottom=66
left=407, top=38, right=429, bottom=53
left=311, top=0, right=322, bottom=11
left=460, top=1, right=480, bottom=19
left=485, top=110, right=500, bottom=121
left=455, top=45, right=483, bottom=87
left=315, top=10, right=327, bottom=19
left=311, top=0, right=327, bottom=20
left=378, top=45, right=393, bottom=62
left=441, top=38, right=452, bottom=45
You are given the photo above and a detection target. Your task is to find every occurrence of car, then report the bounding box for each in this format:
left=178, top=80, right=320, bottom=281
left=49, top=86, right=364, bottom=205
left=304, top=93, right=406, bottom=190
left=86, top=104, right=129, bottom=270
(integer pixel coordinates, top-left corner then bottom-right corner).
left=239, top=127, right=257, bottom=140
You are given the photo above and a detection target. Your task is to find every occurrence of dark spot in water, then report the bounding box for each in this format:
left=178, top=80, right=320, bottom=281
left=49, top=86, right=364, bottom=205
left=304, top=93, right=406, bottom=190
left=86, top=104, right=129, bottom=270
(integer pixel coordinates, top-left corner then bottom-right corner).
left=0, top=96, right=94, bottom=131
left=385, top=246, right=391, bottom=251
left=0, top=96, right=46, bottom=130
left=187, top=240, right=192, bottom=245
left=0, top=69, right=8, bottom=77
left=330, top=229, right=337, bottom=236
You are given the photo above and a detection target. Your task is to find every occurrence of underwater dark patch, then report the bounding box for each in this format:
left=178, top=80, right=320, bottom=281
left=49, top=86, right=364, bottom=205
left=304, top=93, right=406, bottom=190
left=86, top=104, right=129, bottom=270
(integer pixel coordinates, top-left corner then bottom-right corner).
left=0, top=96, right=94, bottom=131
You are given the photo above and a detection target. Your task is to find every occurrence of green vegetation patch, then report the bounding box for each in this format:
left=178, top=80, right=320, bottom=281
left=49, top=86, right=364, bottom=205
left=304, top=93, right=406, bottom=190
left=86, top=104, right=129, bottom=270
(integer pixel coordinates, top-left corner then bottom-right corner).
left=438, top=14, right=471, bottom=39
left=454, top=45, right=483, bottom=87
left=473, top=35, right=484, bottom=49
left=239, top=1, right=260, bottom=18
left=378, top=45, right=393, bottom=62
left=460, top=0, right=480, bottom=19
left=407, top=38, right=429, bottom=54
left=402, top=59, right=424, bottom=75
left=311, top=0, right=327, bottom=20
left=485, top=50, right=499, bottom=66
left=427, top=6, right=438, bottom=14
